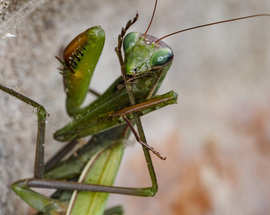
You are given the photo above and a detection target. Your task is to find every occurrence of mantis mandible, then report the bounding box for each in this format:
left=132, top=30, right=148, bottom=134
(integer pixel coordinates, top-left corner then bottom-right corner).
left=0, top=0, right=270, bottom=214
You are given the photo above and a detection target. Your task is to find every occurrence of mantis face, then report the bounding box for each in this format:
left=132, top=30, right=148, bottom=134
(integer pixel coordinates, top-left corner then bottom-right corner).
left=123, top=32, right=174, bottom=76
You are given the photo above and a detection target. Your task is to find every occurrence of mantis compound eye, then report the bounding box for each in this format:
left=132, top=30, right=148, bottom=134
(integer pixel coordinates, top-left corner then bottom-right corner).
left=150, top=48, right=173, bottom=68
left=123, top=32, right=140, bottom=53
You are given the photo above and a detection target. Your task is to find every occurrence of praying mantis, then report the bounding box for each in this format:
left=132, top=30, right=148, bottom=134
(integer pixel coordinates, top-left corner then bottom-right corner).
left=0, top=0, right=270, bottom=214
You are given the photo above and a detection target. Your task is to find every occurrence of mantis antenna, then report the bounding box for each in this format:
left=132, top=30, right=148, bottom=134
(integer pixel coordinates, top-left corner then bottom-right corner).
left=156, top=14, right=270, bottom=43
left=143, top=0, right=158, bottom=37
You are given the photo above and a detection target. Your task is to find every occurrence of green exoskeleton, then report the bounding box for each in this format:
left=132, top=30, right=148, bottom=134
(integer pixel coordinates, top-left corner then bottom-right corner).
left=1, top=0, right=270, bottom=214
left=1, top=1, right=178, bottom=214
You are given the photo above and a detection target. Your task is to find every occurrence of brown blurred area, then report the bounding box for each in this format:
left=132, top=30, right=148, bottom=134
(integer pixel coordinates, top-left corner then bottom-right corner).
left=0, top=0, right=270, bottom=214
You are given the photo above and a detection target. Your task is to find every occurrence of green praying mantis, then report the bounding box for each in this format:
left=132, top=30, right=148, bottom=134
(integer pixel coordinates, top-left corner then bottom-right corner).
left=1, top=0, right=270, bottom=214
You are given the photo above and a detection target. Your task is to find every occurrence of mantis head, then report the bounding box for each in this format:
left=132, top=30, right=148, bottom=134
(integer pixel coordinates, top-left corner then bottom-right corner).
left=123, top=32, right=173, bottom=76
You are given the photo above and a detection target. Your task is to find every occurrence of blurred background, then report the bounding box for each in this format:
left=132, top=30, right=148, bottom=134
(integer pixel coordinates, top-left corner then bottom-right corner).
left=0, top=0, right=270, bottom=214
